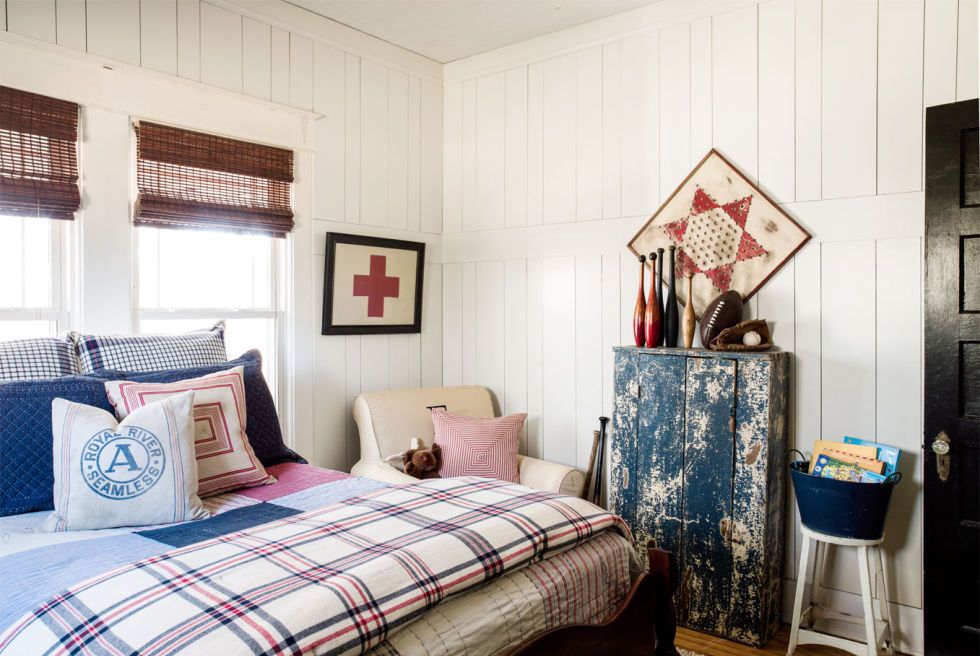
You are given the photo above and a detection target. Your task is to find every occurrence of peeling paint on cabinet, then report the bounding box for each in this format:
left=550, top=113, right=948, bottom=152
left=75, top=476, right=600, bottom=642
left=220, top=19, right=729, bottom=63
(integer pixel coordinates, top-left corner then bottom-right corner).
left=610, top=347, right=789, bottom=647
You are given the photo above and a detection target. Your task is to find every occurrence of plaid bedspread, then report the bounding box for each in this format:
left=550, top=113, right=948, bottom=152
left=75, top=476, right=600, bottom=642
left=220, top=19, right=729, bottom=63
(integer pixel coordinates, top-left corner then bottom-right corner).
left=0, top=477, right=629, bottom=655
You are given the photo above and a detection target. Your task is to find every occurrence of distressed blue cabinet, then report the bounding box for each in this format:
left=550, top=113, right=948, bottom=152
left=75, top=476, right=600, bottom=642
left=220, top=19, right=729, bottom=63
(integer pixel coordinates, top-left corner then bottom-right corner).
left=610, top=347, right=789, bottom=647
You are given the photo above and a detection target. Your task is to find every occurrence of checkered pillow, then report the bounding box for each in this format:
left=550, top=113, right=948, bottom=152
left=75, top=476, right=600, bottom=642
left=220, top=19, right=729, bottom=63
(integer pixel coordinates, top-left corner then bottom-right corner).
left=0, top=337, right=79, bottom=382
left=70, top=322, right=227, bottom=373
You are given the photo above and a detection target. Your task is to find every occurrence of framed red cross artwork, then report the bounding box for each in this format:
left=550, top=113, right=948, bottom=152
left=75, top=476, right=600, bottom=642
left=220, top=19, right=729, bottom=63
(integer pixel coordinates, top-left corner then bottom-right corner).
left=628, top=149, right=812, bottom=319
left=322, top=233, right=425, bottom=335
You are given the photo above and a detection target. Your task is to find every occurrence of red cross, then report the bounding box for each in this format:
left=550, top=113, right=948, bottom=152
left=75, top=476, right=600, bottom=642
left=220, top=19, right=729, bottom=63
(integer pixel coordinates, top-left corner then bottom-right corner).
left=352, top=255, right=400, bottom=318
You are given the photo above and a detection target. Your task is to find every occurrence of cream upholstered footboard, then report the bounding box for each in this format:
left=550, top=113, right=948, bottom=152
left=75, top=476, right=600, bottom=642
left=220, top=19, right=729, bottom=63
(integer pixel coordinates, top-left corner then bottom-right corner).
left=351, top=386, right=584, bottom=495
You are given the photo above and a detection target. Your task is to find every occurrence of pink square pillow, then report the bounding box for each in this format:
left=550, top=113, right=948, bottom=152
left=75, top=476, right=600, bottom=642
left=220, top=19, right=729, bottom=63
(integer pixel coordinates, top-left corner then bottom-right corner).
left=103, top=366, right=275, bottom=497
left=432, top=410, right=526, bottom=483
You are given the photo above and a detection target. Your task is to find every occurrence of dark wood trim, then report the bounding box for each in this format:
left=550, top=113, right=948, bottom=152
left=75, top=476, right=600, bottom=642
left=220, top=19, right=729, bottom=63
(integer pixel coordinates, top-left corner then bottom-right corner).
left=321, top=231, right=426, bottom=335
left=627, top=148, right=812, bottom=306
left=509, top=542, right=679, bottom=656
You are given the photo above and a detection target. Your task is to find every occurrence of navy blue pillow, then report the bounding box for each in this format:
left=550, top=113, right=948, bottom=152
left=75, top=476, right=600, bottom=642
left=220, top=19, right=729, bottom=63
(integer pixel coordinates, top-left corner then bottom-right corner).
left=91, top=350, right=304, bottom=468
left=0, top=376, right=115, bottom=516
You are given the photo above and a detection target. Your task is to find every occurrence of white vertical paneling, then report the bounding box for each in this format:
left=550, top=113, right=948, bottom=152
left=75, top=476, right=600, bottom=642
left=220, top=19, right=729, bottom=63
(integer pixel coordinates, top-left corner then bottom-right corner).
left=821, top=240, right=876, bottom=440
left=7, top=0, right=55, bottom=42
left=56, top=0, right=86, bottom=51
left=476, top=72, right=507, bottom=231
left=600, top=253, right=621, bottom=418
left=313, top=249, right=347, bottom=472
left=313, top=43, right=346, bottom=221
left=360, top=335, right=389, bottom=393
left=407, top=76, right=421, bottom=232
left=420, top=260, right=443, bottom=388
left=876, top=237, right=922, bottom=607
left=575, top=255, right=602, bottom=469
left=0, top=0, right=6, bottom=30
left=442, top=263, right=462, bottom=386
left=795, top=0, right=821, bottom=201
left=461, top=262, right=476, bottom=384
left=504, top=260, right=528, bottom=451
left=290, top=34, right=314, bottom=111
left=576, top=47, right=602, bottom=220
left=712, top=5, right=758, bottom=179
left=620, top=32, right=658, bottom=218
left=541, top=256, right=576, bottom=465
left=461, top=79, right=478, bottom=231
left=176, top=0, right=201, bottom=81
left=388, top=69, right=409, bottom=230
left=659, top=23, right=691, bottom=199
left=359, top=60, right=390, bottom=219
left=270, top=27, right=290, bottom=104
left=388, top=335, right=409, bottom=391
left=200, top=2, right=242, bottom=92
left=690, top=17, right=713, bottom=161
left=421, top=80, right=443, bottom=234
left=822, top=0, right=877, bottom=198
left=602, top=41, right=622, bottom=219
left=345, top=336, right=361, bottom=470
left=878, top=0, right=924, bottom=194
left=542, top=54, right=577, bottom=224
left=242, top=18, right=271, bottom=100
left=527, top=63, right=545, bottom=226
left=344, top=53, right=361, bottom=222
left=475, top=260, right=506, bottom=402
left=505, top=66, right=529, bottom=228
left=620, top=252, right=637, bottom=346
left=87, top=0, right=141, bottom=65
left=957, top=0, right=979, bottom=99
left=526, top=257, right=544, bottom=458
left=791, top=242, right=820, bottom=580
left=140, top=0, right=178, bottom=75
left=924, top=0, right=959, bottom=107
left=443, top=82, right=463, bottom=233
left=758, top=0, right=795, bottom=202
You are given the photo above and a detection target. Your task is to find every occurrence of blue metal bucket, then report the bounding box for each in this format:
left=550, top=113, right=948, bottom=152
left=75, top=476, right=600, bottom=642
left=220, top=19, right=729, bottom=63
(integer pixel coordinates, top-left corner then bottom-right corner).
left=789, top=456, right=902, bottom=540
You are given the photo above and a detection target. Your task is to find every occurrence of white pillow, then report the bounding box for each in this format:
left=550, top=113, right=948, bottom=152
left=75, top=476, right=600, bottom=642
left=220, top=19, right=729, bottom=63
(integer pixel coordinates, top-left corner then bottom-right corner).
left=103, top=366, right=275, bottom=497
left=46, top=390, right=209, bottom=531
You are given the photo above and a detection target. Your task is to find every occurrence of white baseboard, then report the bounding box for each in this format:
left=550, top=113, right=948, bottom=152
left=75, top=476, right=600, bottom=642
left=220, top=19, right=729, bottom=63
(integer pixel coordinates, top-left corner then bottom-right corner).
left=781, top=578, right=924, bottom=655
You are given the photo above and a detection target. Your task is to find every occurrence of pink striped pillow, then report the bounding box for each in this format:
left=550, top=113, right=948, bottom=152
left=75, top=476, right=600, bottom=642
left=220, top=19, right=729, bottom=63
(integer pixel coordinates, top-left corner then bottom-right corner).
left=432, top=410, right=525, bottom=483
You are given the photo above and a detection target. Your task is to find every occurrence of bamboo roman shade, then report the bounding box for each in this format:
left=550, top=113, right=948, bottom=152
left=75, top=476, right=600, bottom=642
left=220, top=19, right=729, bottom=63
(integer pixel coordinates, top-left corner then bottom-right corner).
left=0, top=86, right=81, bottom=221
left=134, top=122, right=294, bottom=237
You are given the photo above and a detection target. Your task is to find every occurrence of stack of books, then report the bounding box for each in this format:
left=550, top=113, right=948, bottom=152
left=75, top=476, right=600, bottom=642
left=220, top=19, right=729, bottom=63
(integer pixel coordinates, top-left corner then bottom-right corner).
left=808, top=437, right=901, bottom=483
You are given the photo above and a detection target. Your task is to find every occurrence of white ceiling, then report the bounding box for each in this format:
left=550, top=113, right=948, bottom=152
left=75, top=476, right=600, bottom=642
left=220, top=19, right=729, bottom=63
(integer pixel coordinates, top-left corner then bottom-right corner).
left=286, top=1, right=663, bottom=63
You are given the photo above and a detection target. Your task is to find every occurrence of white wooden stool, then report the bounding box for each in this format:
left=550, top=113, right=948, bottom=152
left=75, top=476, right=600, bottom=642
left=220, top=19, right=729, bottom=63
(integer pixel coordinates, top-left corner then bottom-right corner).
left=787, top=525, right=895, bottom=656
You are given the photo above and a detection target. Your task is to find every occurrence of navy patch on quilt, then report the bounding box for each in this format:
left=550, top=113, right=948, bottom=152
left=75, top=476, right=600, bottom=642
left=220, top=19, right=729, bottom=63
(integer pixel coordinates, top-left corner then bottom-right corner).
left=137, top=503, right=301, bottom=547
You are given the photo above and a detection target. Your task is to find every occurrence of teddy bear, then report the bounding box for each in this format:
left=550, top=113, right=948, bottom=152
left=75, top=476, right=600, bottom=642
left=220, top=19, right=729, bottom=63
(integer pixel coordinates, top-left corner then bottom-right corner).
left=403, top=440, right=442, bottom=479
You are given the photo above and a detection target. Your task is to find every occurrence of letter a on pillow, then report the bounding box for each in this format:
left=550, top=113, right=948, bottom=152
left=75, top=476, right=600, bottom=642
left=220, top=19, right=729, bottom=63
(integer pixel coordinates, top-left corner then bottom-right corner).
left=46, top=390, right=209, bottom=531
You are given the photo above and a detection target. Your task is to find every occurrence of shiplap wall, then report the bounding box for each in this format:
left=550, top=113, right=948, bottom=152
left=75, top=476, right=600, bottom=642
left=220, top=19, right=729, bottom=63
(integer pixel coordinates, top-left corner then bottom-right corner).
left=440, top=0, right=977, bottom=651
left=0, top=0, right=444, bottom=473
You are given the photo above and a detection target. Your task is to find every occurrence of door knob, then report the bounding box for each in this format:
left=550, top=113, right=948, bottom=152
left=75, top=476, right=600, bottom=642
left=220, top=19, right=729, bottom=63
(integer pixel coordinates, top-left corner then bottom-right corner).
left=931, top=431, right=951, bottom=482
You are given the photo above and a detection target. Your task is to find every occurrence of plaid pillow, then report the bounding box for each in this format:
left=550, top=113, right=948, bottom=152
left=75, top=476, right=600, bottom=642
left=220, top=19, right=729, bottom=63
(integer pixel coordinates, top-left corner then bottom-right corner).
left=0, top=337, right=79, bottom=382
left=70, top=322, right=227, bottom=374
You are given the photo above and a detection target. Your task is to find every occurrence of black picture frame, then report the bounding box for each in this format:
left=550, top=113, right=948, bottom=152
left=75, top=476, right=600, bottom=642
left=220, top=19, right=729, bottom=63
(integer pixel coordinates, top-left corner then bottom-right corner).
left=321, top=232, right=426, bottom=335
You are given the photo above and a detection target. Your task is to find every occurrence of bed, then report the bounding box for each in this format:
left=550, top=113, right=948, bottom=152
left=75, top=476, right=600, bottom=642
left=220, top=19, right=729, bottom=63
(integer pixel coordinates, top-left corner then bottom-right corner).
left=0, top=462, right=676, bottom=655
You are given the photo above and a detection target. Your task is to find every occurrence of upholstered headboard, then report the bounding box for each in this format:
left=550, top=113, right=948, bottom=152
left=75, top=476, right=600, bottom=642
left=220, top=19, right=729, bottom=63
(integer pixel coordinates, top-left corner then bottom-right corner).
left=352, top=386, right=496, bottom=462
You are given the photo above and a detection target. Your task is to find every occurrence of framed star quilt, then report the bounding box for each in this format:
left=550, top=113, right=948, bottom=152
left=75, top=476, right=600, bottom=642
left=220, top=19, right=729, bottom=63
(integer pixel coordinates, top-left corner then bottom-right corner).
left=628, top=149, right=811, bottom=318
left=322, top=232, right=425, bottom=335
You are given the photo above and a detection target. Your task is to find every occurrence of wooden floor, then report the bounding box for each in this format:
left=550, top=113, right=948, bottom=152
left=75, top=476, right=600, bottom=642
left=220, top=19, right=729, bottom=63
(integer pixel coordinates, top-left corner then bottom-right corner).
left=676, top=625, right=857, bottom=656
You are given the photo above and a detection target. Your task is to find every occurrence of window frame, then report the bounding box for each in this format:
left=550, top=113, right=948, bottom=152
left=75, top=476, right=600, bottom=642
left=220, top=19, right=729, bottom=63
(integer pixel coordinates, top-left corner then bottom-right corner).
left=0, top=215, right=73, bottom=337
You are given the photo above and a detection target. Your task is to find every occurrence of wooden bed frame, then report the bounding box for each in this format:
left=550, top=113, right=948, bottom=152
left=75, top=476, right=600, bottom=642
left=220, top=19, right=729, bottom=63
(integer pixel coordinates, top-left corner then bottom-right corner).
left=510, top=542, right=679, bottom=656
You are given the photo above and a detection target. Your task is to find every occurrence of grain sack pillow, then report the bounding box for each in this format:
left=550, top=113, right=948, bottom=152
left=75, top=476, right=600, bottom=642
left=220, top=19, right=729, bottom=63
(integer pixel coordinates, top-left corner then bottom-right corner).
left=69, top=321, right=227, bottom=374
left=432, top=410, right=526, bottom=483
left=104, top=366, right=275, bottom=497
left=46, top=390, right=208, bottom=531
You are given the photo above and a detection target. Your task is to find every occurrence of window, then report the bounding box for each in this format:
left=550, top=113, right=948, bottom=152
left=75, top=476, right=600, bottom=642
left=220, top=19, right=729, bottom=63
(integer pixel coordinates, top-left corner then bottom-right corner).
left=0, top=215, right=69, bottom=339
left=134, top=227, right=283, bottom=399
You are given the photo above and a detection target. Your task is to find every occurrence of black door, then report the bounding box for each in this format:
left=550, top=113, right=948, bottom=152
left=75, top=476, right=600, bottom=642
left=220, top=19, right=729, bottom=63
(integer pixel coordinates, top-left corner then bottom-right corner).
left=924, top=98, right=980, bottom=656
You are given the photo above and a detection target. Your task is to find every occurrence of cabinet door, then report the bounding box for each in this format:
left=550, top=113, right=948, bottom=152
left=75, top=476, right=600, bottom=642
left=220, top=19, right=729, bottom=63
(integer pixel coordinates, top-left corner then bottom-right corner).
left=632, top=354, right=687, bottom=555
left=681, top=356, right=736, bottom=635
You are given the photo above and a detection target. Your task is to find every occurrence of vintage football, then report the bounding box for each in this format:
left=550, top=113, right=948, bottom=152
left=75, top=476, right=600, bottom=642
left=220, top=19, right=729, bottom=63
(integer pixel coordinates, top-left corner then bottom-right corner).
left=700, top=290, right=743, bottom=347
